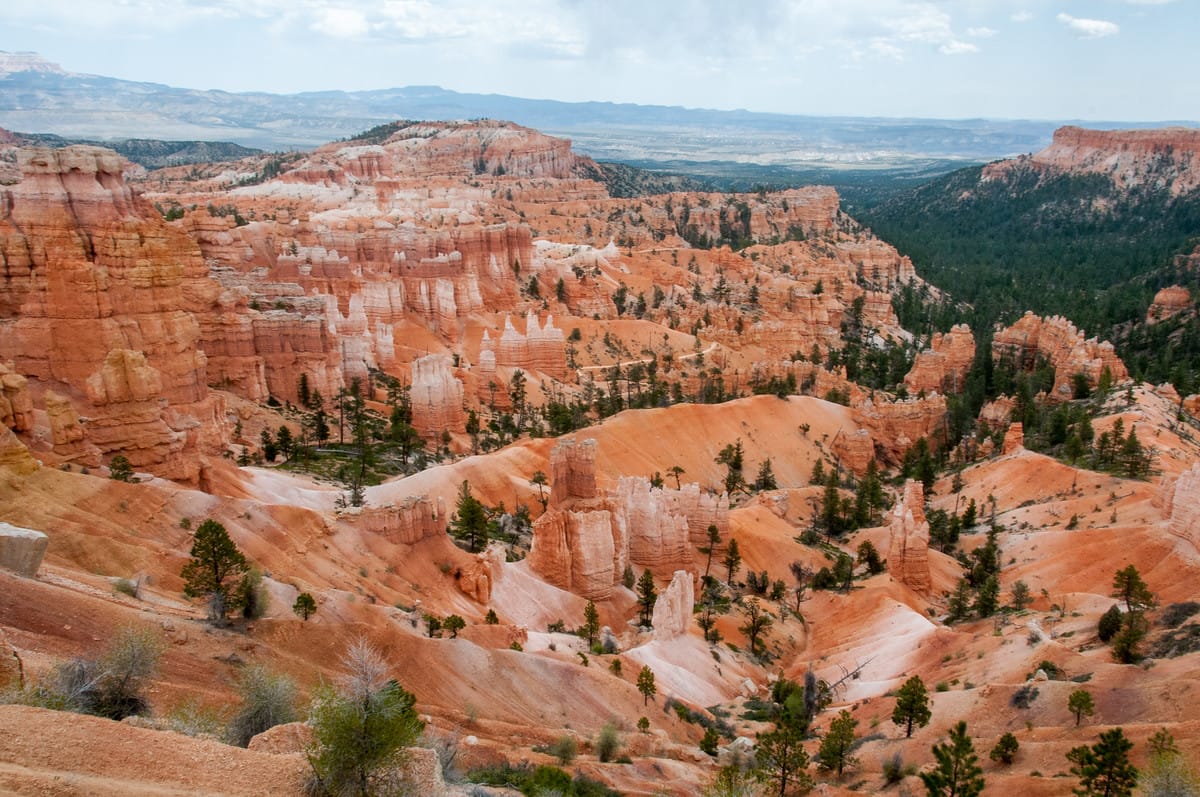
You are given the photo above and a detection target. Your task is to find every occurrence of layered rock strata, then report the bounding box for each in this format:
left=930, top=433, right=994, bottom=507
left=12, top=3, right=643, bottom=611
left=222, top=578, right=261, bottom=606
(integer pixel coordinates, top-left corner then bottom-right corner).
left=886, top=481, right=931, bottom=594
left=992, top=313, right=1128, bottom=400
left=651, top=570, right=695, bottom=640
left=904, top=324, right=975, bottom=395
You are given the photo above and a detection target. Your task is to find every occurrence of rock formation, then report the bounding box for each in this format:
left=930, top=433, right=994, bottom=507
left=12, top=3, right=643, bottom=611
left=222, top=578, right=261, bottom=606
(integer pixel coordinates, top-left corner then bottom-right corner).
left=886, top=481, right=931, bottom=593
left=992, top=313, right=1128, bottom=399
left=904, top=324, right=975, bottom=395
left=613, top=477, right=694, bottom=578
left=0, top=629, right=22, bottom=691
left=44, top=390, right=101, bottom=466
left=1148, top=286, right=1191, bottom=323
left=549, top=438, right=599, bottom=507
left=855, top=395, right=947, bottom=464
left=343, top=496, right=447, bottom=545
left=0, top=521, right=49, bottom=577
left=0, top=427, right=38, bottom=475
left=831, top=428, right=876, bottom=476
left=0, top=146, right=224, bottom=480
left=1163, top=462, right=1200, bottom=553
left=457, top=546, right=503, bottom=604
left=486, top=312, right=568, bottom=380
left=530, top=438, right=699, bottom=599
left=1002, top=423, right=1025, bottom=455
left=664, top=483, right=731, bottom=545
left=651, top=570, right=695, bottom=640
left=0, top=363, right=33, bottom=432
left=410, top=355, right=465, bottom=440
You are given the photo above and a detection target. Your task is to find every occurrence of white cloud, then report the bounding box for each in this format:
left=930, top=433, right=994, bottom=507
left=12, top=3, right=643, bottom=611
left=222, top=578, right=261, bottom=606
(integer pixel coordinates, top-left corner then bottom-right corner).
left=939, top=40, right=978, bottom=55
left=1011, top=11, right=1034, bottom=22
left=1057, top=13, right=1120, bottom=38
left=966, top=26, right=997, bottom=38
left=312, top=7, right=369, bottom=39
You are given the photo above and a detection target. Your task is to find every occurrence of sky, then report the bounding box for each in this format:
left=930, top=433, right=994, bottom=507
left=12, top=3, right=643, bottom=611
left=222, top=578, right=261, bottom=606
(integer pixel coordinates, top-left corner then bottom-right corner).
left=1, top=0, right=1195, bottom=121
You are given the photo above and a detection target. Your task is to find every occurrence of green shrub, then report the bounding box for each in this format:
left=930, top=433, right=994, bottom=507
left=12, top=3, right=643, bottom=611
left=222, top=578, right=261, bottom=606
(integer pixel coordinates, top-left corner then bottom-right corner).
left=595, top=722, right=621, bottom=763
left=225, top=665, right=297, bottom=747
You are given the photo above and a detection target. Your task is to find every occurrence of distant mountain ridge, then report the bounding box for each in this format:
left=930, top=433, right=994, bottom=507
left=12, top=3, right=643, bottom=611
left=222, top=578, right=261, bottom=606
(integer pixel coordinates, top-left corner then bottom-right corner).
left=2, top=50, right=1171, bottom=169
left=4, top=130, right=261, bottom=169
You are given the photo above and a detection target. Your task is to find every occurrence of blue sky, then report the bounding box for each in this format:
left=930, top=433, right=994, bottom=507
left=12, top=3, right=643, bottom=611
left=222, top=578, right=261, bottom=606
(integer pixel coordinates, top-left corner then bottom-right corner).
left=1, top=0, right=1194, bottom=121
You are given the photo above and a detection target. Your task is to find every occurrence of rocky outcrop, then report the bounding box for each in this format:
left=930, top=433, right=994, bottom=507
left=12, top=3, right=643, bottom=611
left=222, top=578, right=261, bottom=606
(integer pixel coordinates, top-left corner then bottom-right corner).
left=1148, top=286, right=1191, bottom=323
left=457, top=546, right=502, bottom=604
left=978, top=396, right=1016, bottom=430
left=530, top=439, right=699, bottom=599
left=0, top=427, right=37, bottom=475
left=410, top=355, right=465, bottom=440
left=831, top=428, right=876, bottom=476
left=529, top=508, right=617, bottom=600
left=44, top=390, right=101, bottom=465
left=0, top=521, right=49, bottom=577
left=855, top=395, right=947, bottom=464
left=0, top=629, right=22, bottom=691
left=343, top=496, right=446, bottom=545
left=613, top=477, right=694, bottom=578
left=0, top=145, right=224, bottom=480
left=487, top=313, right=567, bottom=380
left=904, top=324, right=975, bottom=395
left=549, top=438, right=598, bottom=507
left=651, top=570, right=695, bottom=639
left=886, top=481, right=930, bottom=594
left=1163, top=462, right=1200, bottom=553
left=1017, top=126, right=1200, bottom=197
left=1002, top=423, right=1025, bottom=455
left=664, top=483, right=730, bottom=545
left=993, top=313, right=1128, bottom=400
left=0, top=363, right=33, bottom=432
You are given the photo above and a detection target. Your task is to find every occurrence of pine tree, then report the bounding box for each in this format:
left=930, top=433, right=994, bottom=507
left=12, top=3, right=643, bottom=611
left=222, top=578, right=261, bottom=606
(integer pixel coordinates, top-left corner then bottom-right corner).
left=1067, top=728, right=1138, bottom=797
left=636, top=665, right=657, bottom=705
left=892, top=675, right=932, bottom=738
left=1068, top=689, right=1096, bottom=727
left=754, top=458, right=779, bottom=491
left=756, top=697, right=813, bottom=797
left=450, top=480, right=489, bottom=553
left=292, top=592, right=317, bottom=621
left=920, top=721, right=985, bottom=797
left=817, top=709, right=859, bottom=779
left=738, top=598, right=773, bottom=657
left=582, top=601, right=600, bottom=647
left=947, top=578, right=973, bottom=623
left=990, top=732, right=1019, bottom=765
left=181, top=519, right=249, bottom=623
left=723, top=538, right=742, bottom=585
left=637, top=569, right=657, bottom=626
left=703, top=524, right=721, bottom=578
left=1111, top=565, right=1156, bottom=613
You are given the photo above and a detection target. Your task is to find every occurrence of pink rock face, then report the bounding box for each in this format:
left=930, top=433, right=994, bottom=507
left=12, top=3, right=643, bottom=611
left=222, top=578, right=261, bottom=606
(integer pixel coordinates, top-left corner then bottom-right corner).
left=0, top=146, right=224, bottom=480
left=457, top=548, right=499, bottom=604
left=1148, top=286, right=1191, bottom=324
left=887, top=480, right=931, bottom=593
left=614, top=476, right=694, bottom=578
left=992, top=312, right=1128, bottom=399
left=0, top=628, right=23, bottom=691
left=488, top=312, right=567, bottom=380
left=44, top=390, right=101, bottom=466
left=529, top=507, right=617, bottom=600
left=855, top=394, right=947, bottom=465
left=1002, top=423, right=1025, bottom=455
left=345, top=496, right=447, bottom=545
left=0, top=363, right=33, bottom=432
left=651, top=570, right=695, bottom=640
left=410, top=354, right=465, bottom=440
left=0, top=427, right=37, bottom=475
left=904, top=324, right=975, bottom=396
left=831, top=428, right=876, bottom=477
left=549, top=438, right=599, bottom=507
left=664, top=483, right=730, bottom=545
left=1023, top=126, right=1200, bottom=196
left=978, top=396, right=1017, bottom=429
left=1165, top=463, right=1200, bottom=553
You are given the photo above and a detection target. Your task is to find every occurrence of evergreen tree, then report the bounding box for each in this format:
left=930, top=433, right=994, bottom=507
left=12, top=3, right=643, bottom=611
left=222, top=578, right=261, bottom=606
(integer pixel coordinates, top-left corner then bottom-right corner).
left=637, top=569, right=657, bottom=626
left=582, top=601, right=600, bottom=648
left=756, top=696, right=814, bottom=797
left=974, top=575, right=1000, bottom=618
left=738, top=598, right=773, bottom=657
left=723, top=538, right=742, bottom=585
left=636, top=665, right=657, bottom=705
left=1111, top=565, right=1156, bottom=613
left=702, top=524, right=721, bottom=578
left=990, top=732, right=1019, bottom=765
left=754, top=458, right=779, bottom=491
left=947, top=578, right=974, bottom=623
left=1098, top=604, right=1124, bottom=642
left=817, top=709, right=859, bottom=779
left=181, top=519, right=249, bottom=623
left=1068, top=689, right=1096, bottom=727
left=1067, top=728, right=1138, bottom=797
left=920, top=721, right=985, bottom=797
left=293, top=592, right=317, bottom=621
left=892, top=675, right=932, bottom=738
left=450, top=480, right=489, bottom=553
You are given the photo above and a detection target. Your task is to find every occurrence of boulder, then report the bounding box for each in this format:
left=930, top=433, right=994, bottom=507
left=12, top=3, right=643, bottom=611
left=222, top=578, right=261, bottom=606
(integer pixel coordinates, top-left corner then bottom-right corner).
left=0, top=522, right=49, bottom=577
left=247, top=721, right=314, bottom=754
